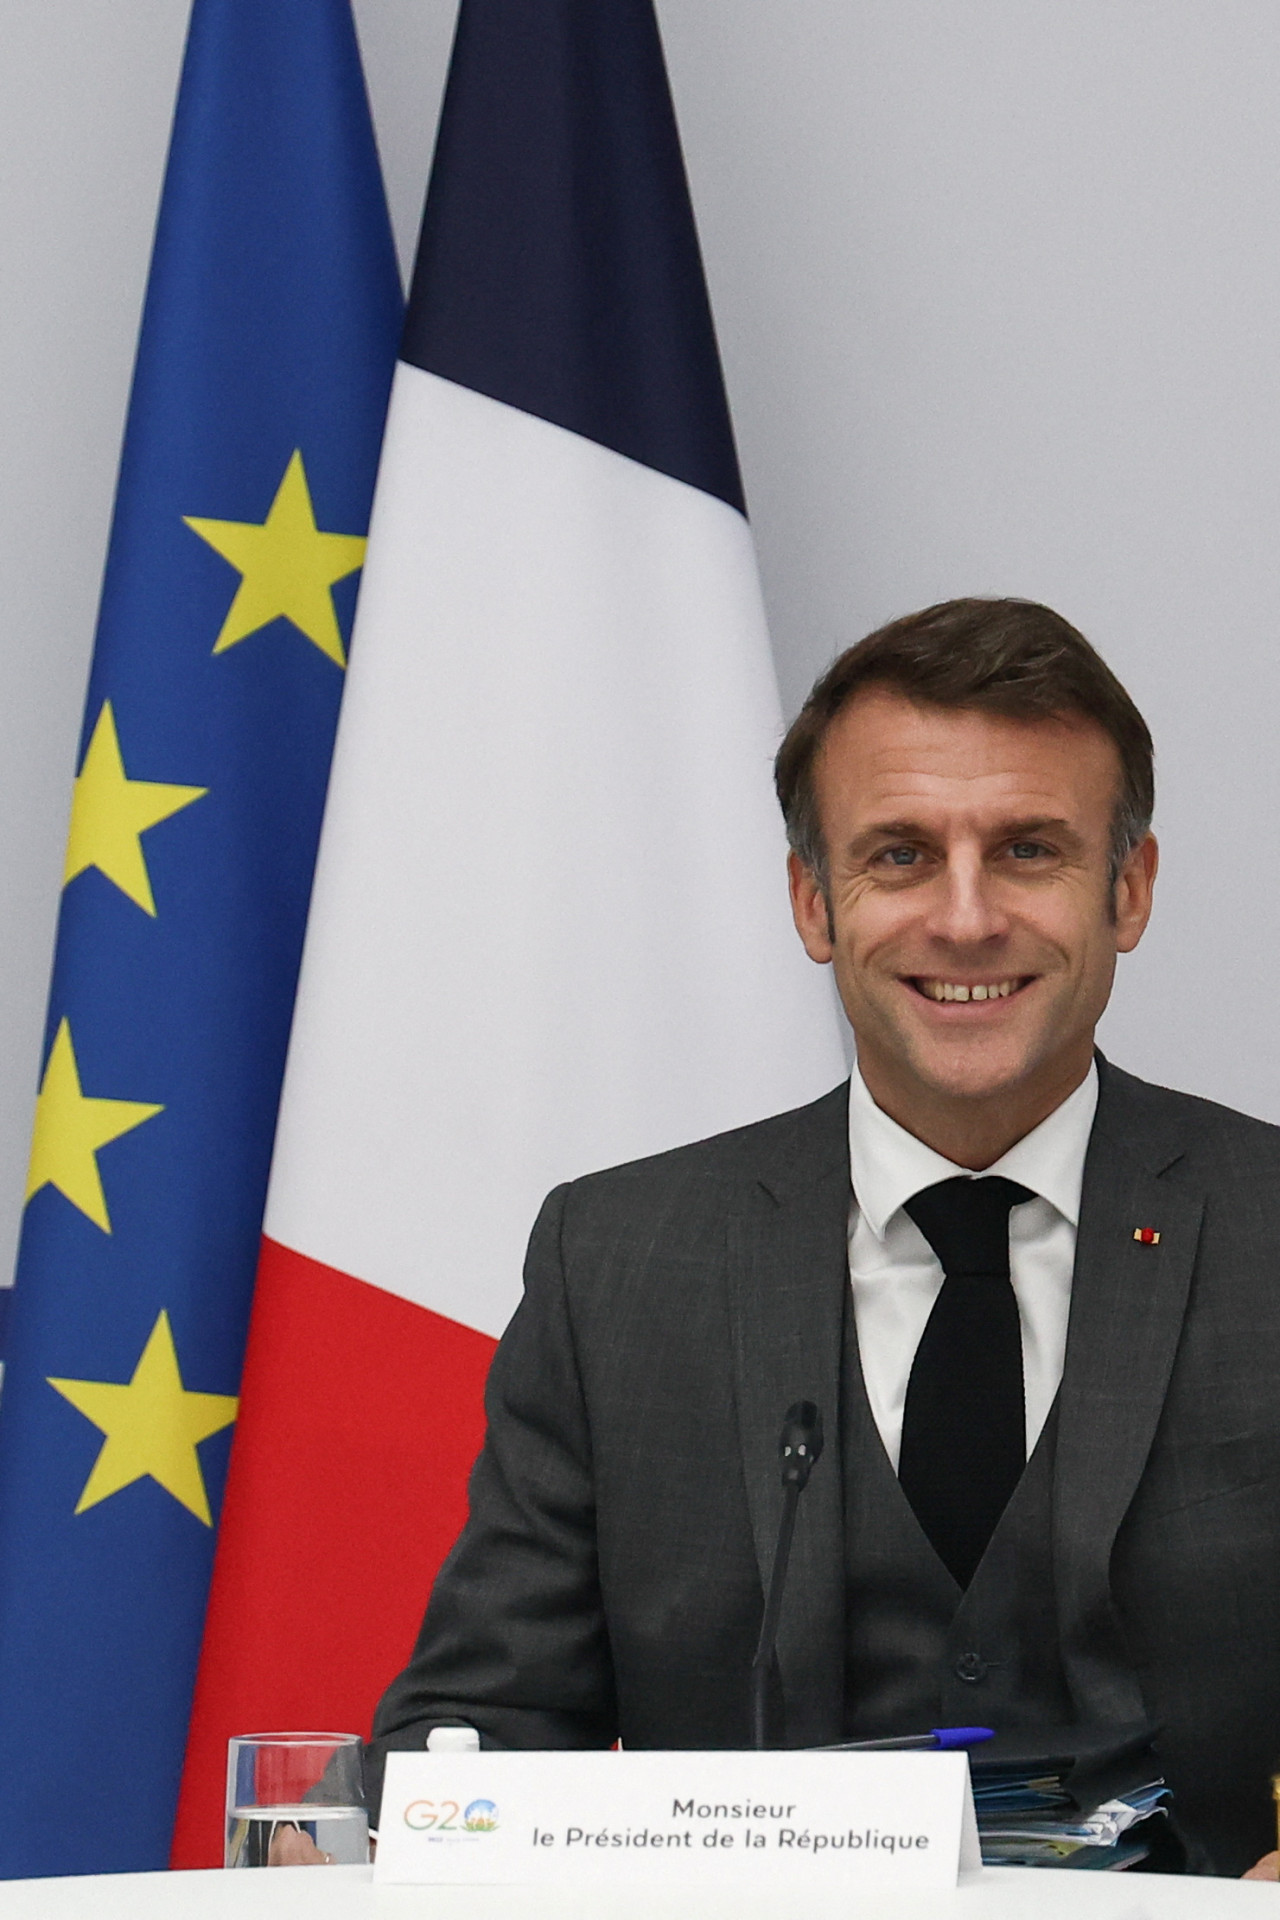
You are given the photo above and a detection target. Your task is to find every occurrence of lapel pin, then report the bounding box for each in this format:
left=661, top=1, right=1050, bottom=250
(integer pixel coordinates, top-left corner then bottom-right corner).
left=1133, top=1227, right=1161, bottom=1246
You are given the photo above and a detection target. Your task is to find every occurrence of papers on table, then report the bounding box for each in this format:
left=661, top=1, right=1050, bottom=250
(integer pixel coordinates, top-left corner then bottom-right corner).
left=968, top=1727, right=1172, bottom=1871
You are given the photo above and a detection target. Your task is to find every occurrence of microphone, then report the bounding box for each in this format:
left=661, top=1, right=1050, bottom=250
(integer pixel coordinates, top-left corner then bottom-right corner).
left=750, top=1401, right=824, bottom=1750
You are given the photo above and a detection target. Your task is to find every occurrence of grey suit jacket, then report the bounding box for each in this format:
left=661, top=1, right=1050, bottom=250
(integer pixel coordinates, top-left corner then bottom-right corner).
left=371, top=1057, right=1280, bottom=1874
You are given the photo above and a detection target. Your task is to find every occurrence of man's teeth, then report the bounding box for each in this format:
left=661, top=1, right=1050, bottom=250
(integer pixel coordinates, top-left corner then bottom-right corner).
left=917, top=979, right=1021, bottom=1003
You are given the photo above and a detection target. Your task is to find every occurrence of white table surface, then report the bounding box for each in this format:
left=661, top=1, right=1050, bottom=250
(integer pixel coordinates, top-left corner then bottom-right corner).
left=2, top=1864, right=1279, bottom=1916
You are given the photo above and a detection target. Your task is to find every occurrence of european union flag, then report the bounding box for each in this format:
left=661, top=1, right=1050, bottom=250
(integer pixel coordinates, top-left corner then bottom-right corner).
left=0, top=0, right=401, bottom=1877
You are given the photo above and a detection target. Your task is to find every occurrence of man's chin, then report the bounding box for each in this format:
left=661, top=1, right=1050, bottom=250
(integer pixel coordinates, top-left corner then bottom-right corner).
left=887, top=1027, right=1048, bottom=1111
left=845, top=976, right=1087, bottom=1115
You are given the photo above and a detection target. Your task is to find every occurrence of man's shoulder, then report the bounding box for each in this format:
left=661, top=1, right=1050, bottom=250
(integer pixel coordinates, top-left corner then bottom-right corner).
left=563, top=1079, right=851, bottom=1218
left=1098, top=1056, right=1280, bottom=1175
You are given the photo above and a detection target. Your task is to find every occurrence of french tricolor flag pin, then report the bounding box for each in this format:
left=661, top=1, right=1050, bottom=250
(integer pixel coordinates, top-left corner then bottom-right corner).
left=1133, top=1227, right=1161, bottom=1246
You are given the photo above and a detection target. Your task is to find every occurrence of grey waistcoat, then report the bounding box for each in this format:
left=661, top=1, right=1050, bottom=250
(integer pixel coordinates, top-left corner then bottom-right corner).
left=840, top=1291, right=1075, bottom=1739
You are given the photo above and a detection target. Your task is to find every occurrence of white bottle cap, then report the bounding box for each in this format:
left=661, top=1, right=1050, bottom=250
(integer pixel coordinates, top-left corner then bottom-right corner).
left=426, top=1725, right=481, bottom=1752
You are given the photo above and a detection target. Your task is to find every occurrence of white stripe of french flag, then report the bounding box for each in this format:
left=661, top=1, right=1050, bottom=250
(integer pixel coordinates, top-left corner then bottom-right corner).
left=173, top=0, right=844, bottom=1863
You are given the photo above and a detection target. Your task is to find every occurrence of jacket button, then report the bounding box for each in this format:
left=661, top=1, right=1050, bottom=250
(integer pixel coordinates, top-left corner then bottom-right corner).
left=954, top=1652, right=987, bottom=1683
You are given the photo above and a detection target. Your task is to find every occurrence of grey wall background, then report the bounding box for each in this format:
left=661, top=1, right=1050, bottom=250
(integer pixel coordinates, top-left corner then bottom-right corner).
left=3, top=0, right=1278, bottom=1292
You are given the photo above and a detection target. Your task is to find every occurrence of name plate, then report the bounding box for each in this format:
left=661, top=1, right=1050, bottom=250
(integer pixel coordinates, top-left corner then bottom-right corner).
left=374, top=1748, right=981, bottom=1888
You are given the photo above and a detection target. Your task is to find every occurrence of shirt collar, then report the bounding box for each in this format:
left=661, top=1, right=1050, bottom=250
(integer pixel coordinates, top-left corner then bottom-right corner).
left=847, top=1057, right=1099, bottom=1240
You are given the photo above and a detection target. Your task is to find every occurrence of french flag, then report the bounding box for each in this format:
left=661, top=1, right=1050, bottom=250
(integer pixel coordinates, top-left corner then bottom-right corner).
left=174, top=0, right=842, bottom=1864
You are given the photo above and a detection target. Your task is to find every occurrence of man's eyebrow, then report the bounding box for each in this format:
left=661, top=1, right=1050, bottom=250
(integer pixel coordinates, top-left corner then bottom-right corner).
left=999, top=816, right=1083, bottom=844
left=846, top=820, right=927, bottom=852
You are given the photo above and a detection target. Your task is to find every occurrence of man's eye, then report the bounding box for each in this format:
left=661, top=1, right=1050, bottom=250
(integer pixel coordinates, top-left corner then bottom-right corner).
left=1009, top=841, right=1048, bottom=860
left=881, top=846, right=918, bottom=867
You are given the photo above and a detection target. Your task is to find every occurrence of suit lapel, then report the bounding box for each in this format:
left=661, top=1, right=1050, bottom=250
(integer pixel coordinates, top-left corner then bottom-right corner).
left=1054, top=1058, right=1204, bottom=1723
left=726, top=1085, right=850, bottom=1747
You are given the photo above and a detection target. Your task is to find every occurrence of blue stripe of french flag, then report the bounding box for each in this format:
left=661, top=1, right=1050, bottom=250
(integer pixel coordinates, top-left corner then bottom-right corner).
left=175, top=0, right=843, bottom=1862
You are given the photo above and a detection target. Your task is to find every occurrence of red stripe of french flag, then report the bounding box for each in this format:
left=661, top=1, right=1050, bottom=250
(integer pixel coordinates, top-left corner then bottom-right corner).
left=171, top=1242, right=493, bottom=1864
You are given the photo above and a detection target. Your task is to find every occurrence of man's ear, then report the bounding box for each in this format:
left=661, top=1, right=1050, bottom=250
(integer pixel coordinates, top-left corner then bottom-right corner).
left=1114, top=833, right=1158, bottom=954
left=788, top=851, right=835, bottom=963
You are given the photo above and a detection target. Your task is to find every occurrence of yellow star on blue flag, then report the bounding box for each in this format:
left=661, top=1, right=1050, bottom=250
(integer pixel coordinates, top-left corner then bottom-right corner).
left=185, top=449, right=367, bottom=666
left=26, top=1020, right=163, bottom=1233
left=49, top=1311, right=238, bottom=1525
left=63, top=702, right=206, bottom=916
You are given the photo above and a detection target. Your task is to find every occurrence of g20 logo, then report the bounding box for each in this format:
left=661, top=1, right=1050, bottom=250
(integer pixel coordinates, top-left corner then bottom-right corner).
left=404, top=1797, right=499, bottom=1834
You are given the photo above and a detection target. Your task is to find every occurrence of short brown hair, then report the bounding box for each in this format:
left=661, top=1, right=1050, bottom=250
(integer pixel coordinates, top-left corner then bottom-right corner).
left=775, top=597, right=1154, bottom=889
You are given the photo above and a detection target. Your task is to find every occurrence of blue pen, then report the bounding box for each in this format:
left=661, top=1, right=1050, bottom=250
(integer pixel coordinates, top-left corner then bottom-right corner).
left=817, top=1726, right=994, bottom=1752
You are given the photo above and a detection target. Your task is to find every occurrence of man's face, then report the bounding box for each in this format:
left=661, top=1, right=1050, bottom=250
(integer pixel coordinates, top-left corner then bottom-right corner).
left=788, top=687, right=1156, bottom=1132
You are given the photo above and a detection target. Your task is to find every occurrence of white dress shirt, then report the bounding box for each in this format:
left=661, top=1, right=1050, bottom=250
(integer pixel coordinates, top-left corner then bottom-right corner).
left=846, top=1059, right=1098, bottom=1471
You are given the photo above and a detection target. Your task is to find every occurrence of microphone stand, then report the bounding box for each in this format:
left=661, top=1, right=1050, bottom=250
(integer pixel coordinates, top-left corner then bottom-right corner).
left=750, top=1401, right=824, bottom=1750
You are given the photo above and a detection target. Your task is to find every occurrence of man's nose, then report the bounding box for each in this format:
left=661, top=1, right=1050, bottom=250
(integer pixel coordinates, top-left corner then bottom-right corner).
left=925, top=856, right=1009, bottom=946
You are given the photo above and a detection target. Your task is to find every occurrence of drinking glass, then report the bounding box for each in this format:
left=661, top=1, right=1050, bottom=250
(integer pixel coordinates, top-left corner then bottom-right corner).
left=225, top=1732, right=369, bottom=1867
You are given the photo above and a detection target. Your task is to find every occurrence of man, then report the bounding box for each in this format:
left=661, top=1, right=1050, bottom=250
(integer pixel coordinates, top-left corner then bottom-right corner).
left=369, top=598, right=1280, bottom=1876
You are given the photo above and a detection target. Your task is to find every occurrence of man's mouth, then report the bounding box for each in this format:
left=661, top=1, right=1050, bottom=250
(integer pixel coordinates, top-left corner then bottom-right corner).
left=907, top=976, right=1033, bottom=1004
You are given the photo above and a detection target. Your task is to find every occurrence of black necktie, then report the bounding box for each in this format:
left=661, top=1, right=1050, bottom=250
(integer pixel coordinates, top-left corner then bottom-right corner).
left=897, top=1175, right=1033, bottom=1589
